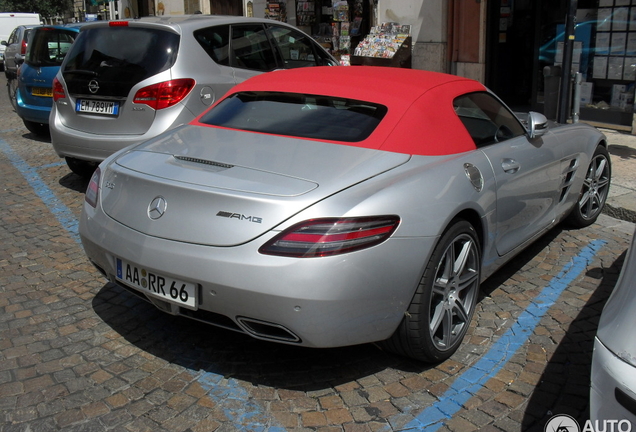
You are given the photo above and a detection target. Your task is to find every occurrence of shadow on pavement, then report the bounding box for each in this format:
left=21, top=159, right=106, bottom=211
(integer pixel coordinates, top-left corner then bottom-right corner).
left=520, top=249, right=624, bottom=431
left=59, top=172, right=90, bottom=193
left=91, top=281, right=429, bottom=392
left=608, top=143, right=636, bottom=160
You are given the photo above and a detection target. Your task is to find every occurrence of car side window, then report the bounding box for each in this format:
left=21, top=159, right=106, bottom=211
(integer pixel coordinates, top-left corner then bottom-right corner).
left=454, top=92, right=526, bottom=147
left=193, top=25, right=230, bottom=66
left=7, top=28, right=17, bottom=44
left=230, top=24, right=278, bottom=71
left=267, top=25, right=325, bottom=68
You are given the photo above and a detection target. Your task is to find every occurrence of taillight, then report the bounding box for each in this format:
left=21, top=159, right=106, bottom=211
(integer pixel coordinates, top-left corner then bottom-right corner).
left=133, top=79, right=195, bottom=110
left=52, top=77, right=65, bottom=101
left=259, top=216, right=400, bottom=258
left=85, top=167, right=101, bottom=208
left=20, top=39, right=27, bottom=55
left=109, top=21, right=130, bottom=27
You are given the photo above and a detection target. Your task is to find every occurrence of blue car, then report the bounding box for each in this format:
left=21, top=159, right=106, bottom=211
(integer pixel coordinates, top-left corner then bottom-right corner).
left=15, top=23, right=84, bottom=136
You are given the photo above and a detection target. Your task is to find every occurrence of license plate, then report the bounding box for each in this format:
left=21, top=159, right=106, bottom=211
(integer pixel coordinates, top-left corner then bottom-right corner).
left=32, top=87, right=52, bottom=97
left=116, top=258, right=197, bottom=309
left=76, top=99, right=119, bottom=115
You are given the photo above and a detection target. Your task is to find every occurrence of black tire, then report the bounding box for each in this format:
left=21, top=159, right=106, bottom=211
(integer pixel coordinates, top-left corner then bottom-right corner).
left=7, top=78, right=18, bottom=111
left=65, top=157, right=98, bottom=178
left=23, top=120, right=50, bottom=137
left=380, top=219, right=481, bottom=363
left=565, top=145, right=611, bottom=228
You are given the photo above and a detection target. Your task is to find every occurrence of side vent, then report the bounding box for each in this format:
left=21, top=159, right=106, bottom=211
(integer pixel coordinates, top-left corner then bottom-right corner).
left=560, top=158, right=579, bottom=202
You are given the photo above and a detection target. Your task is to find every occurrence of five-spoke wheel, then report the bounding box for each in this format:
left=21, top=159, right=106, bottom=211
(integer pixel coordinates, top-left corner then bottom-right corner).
left=566, top=146, right=611, bottom=228
left=381, top=219, right=481, bottom=363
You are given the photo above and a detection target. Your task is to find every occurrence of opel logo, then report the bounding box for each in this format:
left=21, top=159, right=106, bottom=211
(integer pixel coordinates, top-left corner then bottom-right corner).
left=148, top=196, right=167, bottom=220
left=88, top=80, right=100, bottom=94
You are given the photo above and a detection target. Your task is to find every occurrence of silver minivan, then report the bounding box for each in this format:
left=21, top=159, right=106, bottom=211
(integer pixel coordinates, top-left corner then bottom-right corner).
left=50, top=15, right=337, bottom=176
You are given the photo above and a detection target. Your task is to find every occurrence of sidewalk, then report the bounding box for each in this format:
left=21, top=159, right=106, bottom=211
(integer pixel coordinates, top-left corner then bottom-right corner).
left=599, top=127, right=636, bottom=223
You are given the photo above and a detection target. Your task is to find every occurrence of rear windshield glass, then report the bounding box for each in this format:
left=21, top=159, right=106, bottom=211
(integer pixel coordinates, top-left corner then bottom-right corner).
left=61, top=27, right=179, bottom=96
left=199, top=91, right=387, bottom=142
left=26, top=28, right=78, bottom=67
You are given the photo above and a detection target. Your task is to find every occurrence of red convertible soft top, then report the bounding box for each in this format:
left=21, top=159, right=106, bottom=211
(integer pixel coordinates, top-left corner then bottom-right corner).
left=193, top=66, right=488, bottom=156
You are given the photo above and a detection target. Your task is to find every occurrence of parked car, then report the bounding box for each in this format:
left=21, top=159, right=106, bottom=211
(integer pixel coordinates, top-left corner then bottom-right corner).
left=50, top=15, right=337, bottom=177
left=2, top=23, right=37, bottom=78
left=590, top=225, right=636, bottom=425
left=0, top=12, right=40, bottom=70
left=79, top=66, right=611, bottom=363
left=15, top=24, right=84, bottom=136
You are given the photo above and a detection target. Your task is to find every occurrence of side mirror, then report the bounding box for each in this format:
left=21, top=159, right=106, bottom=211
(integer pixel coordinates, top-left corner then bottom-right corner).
left=527, top=111, right=548, bottom=139
left=1, top=40, right=7, bottom=47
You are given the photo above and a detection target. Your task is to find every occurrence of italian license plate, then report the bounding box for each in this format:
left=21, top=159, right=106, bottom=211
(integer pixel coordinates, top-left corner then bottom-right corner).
left=32, top=87, right=52, bottom=97
left=116, top=258, right=197, bottom=309
left=76, top=99, right=119, bottom=115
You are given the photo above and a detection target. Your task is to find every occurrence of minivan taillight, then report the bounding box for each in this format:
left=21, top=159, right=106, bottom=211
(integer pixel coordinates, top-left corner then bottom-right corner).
left=52, top=77, right=65, bottom=101
left=20, top=39, right=27, bottom=55
left=133, top=79, right=195, bottom=110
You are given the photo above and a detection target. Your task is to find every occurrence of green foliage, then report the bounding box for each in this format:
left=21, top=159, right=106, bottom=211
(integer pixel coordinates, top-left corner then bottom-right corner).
left=0, top=0, right=73, bottom=19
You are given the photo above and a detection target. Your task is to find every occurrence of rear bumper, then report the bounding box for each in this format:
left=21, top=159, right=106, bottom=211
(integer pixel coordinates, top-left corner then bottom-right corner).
left=49, top=112, right=148, bottom=162
left=79, top=200, right=433, bottom=348
left=16, top=90, right=52, bottom=124
left=49, top=99, right=194, bottom=163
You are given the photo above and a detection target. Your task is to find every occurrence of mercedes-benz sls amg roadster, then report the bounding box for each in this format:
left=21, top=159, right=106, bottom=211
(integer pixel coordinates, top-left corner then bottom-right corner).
left=79, top=66, right=611, bottom=362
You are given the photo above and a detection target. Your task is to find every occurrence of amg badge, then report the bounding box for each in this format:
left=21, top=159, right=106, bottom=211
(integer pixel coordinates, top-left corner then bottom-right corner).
left=216, top=211, right=262, bottom=224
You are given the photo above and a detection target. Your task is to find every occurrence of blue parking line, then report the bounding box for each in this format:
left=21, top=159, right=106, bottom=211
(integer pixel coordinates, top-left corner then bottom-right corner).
left=197, top=371, right=287, bottom=432
left=0, top=137, right=81, bottom=243
left=1, top=136, right=607, bottom=431
left=395, top=239, right=606, bottom=431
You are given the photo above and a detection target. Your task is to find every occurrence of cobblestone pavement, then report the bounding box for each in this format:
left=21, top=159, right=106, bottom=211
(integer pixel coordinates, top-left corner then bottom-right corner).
left=1, top=74, right=634, bottom=432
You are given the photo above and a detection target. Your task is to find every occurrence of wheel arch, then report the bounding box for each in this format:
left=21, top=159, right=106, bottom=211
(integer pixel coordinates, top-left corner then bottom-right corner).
left=449, top=208, right=485, bottom=254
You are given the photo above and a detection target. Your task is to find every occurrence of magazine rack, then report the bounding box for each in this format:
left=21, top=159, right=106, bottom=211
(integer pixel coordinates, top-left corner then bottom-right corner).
left=351, top=36, right=412, bottom=68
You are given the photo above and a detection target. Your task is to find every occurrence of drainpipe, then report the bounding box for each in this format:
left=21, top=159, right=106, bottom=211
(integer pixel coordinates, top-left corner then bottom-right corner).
left=557, top=0, right=578, bottom=124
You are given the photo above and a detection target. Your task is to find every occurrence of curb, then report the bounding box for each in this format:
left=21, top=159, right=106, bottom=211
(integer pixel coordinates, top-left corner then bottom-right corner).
left=603, top=204, right=636, bottom=224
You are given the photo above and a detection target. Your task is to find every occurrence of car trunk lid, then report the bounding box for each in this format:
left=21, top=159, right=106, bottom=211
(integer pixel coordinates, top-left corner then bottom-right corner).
left=100, top=125, right=410, bottom=246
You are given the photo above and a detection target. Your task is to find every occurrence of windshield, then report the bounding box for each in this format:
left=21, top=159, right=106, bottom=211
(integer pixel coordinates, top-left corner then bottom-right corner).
left=199, top=91, right=387, bottom=142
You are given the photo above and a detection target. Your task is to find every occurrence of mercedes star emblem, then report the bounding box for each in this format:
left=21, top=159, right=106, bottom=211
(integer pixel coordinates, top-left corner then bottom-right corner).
left=148, top=196, right=167, bottom=220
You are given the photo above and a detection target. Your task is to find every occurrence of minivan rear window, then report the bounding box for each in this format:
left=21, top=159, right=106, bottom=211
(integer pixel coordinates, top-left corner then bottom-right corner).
left=26, top=28, right=78, bottom=67
left=198, top=91, right=387, bottom=142
left=61, top=27, right=179, bottom=97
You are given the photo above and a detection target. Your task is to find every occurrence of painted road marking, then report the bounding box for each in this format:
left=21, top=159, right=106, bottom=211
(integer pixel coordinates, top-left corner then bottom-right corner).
left=0, top=138, right=80, bottom=243
left=393, top=239, right=606, bottom=431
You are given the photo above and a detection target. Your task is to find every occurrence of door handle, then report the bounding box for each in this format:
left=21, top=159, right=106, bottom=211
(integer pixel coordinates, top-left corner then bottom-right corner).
left=501, top=158, right=520, bottom=174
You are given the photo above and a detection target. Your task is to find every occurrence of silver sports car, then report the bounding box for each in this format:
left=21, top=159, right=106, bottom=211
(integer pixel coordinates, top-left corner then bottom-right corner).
left=80, top=66, right=611, bottom=362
